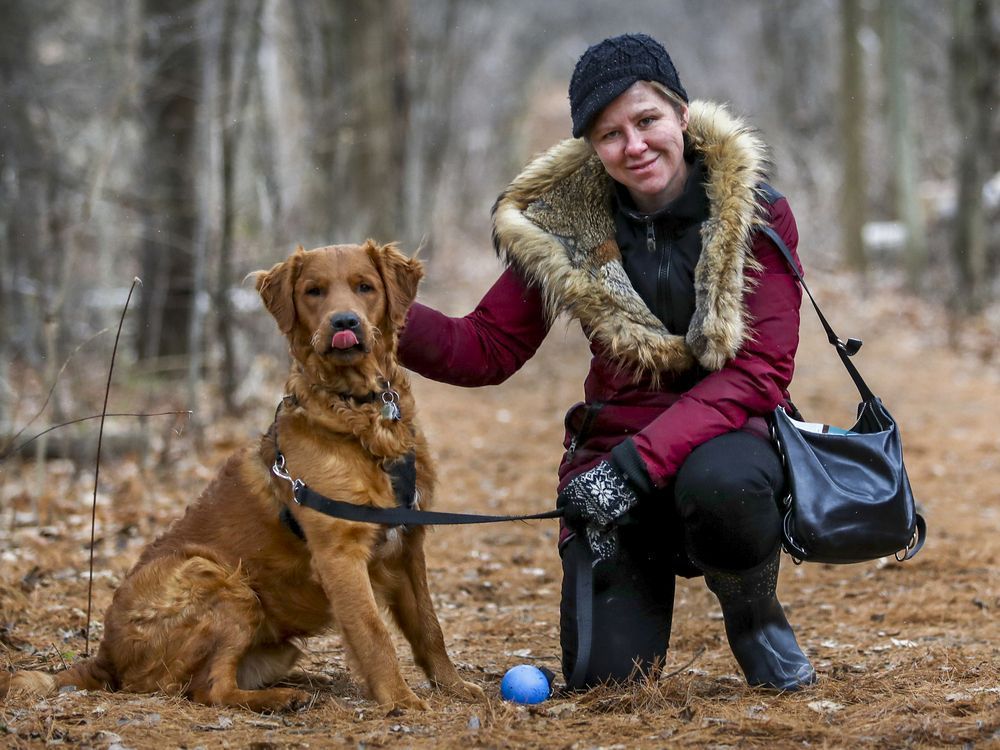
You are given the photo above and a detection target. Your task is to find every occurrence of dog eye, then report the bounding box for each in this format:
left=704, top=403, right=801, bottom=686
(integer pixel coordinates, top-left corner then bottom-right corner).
left=305, top=286, right=323, bottom=297
left=357, top=282, right=374, bottom=293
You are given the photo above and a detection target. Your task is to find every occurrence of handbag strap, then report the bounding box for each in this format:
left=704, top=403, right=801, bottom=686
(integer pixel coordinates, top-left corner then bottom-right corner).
left=760, top=225, right=876, bottom=403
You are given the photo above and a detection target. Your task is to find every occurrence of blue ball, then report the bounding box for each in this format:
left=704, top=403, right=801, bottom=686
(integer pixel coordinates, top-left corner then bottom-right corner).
left=500, top=664, right=551, bottom=704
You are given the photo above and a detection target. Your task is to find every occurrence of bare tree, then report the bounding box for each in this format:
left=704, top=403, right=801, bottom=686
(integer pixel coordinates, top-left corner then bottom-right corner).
left=950, top=0, right=995, bottom=314
left=401, top=0, right=463, bottom=250
left=0, top=0, right=43, bottom=434
left=136, top=0, right=203, bottom=362
left=840, top=0, right=868, bottom=274
left=0, top=1, right=73, bottom=497
left=213, top=0, right=264, bottom=413
left=0, top=1, right=49, bottom=369
left=881, top=0, right=926, bottom=292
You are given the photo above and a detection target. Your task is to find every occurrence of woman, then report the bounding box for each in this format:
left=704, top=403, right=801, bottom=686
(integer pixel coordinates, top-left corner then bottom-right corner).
left=399, top=33, right=816, bottom=692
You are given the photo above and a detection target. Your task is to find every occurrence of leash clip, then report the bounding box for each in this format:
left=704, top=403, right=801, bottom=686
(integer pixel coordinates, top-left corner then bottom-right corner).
left=272, top=453, right=291, bottom=483
left=272, top=454, right=305, bottom=502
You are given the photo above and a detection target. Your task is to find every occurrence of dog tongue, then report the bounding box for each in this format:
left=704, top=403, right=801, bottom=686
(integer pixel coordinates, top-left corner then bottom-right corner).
left=332, top=330, right=359, bottom=350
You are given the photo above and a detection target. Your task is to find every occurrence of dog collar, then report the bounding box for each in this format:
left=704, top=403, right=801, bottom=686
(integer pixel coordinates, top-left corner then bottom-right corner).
left=334, top=386, right=401, bottom=421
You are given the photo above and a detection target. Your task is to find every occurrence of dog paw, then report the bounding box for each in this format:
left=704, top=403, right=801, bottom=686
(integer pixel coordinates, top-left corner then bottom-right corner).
left=384, top=690, right=430, bottom=713
left=258, top=687, right=312, bottom=712
left=445, top=679, right=486, bottom=702
left=285, top=688, right=313, bottom=711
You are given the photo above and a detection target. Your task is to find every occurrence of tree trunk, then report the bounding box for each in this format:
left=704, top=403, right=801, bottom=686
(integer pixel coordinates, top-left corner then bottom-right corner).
left=0, top=0, right=47, bottom=367
left=136, top=0, right=202, bottom=362
left=401, top=0, right=462, bottom=252
left=0, top=3, right=34, bottom=434
left=214, top=0, right=264, bottom=414
left=840, top=0, right=867, bottom=274
left=950, top=0, right=994, bottom=314
left=337, top=0, right=410, bottom=242
left=284, top=1, right=339, bottom=242
left=881, top=0, right=926, bottom=291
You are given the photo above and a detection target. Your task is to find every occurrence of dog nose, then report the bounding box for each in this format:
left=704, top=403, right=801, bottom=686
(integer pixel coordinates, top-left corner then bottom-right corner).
left=331, top=312, right=361, bottom=331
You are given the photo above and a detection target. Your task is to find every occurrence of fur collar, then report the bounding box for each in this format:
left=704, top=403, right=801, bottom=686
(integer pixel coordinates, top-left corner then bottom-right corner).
left=491, top=100, right=769, bottom=378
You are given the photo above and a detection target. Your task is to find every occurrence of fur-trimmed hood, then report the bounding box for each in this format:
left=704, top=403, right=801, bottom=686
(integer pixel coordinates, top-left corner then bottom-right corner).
left=491, top=100, right=770, bottom=378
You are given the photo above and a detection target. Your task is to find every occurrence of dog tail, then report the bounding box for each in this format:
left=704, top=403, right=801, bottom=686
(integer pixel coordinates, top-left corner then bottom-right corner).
left=1, top=655, right=116, bottom=699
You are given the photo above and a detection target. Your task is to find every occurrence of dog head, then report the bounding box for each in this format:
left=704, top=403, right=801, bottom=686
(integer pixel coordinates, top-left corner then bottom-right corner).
left=251, top=241, right=423, bottom=383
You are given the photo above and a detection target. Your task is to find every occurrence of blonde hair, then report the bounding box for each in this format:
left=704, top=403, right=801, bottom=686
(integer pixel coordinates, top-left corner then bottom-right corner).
left=646, top=81, right=688, bottom=115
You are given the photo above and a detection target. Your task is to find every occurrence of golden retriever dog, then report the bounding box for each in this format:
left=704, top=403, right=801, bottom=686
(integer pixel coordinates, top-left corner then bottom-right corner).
left=1, top=241, right=482, bottom=712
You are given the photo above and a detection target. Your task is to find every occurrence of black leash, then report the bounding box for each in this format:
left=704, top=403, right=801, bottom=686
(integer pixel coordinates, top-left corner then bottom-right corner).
left=274, top=453, right=561, bottom=531
left=270, top=393, right=563, bottom=528
left=565, top=541, right=594, bottom=691
left=288, top=480, right=563, bottom=526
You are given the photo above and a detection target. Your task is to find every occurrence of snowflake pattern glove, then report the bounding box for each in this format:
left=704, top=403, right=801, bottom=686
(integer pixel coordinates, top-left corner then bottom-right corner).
left=558, top=460, right=639, bottom=530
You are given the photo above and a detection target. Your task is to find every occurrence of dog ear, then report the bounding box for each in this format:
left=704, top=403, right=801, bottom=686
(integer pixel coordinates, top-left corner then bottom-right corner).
left=251, top=246, right=305, bottom=334
left=366, top=241, right=425, bottom=330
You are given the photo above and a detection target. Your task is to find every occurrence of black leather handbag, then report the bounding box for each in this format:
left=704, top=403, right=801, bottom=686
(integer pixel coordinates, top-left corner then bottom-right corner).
left=762, top=226, right=926, bottom=565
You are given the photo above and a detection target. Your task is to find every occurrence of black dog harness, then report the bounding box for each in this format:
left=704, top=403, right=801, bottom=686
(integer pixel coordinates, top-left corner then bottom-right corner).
left=270, top=389, right=416, bottom=541
left=275, top=451, right=419, bottom=541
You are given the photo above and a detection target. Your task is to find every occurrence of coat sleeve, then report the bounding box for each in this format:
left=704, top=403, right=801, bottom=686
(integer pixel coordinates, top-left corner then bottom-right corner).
left=398, top=266, right=551, bottom=386
left=612, top=197, right=804, bottom=488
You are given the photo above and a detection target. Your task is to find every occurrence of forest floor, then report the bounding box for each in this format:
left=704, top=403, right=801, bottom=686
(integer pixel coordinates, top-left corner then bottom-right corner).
left=1, top=272, right=998, bottom=749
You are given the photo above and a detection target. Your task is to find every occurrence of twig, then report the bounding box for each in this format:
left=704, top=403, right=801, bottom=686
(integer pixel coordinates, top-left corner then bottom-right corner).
left=51, top=643, right=69, bottom=671
left=0, top=410, right=192, bottom=461
left=660, top=647, right=706, bottom=681
left=86, top=277, right=141, bottom=657
left=0, top=328, right=109, bottom=457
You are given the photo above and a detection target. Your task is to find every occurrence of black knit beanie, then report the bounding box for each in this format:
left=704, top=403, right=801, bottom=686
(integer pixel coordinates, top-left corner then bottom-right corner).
left=568, top=33, right=688, bottom=139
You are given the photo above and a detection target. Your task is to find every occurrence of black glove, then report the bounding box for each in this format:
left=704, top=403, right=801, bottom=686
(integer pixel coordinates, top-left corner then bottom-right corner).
left=559, top=460, right=639, bottom=529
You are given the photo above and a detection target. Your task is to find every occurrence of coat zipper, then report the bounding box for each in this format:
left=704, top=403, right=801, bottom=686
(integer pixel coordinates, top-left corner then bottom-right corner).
left=650, top=220, right=673, bottom=327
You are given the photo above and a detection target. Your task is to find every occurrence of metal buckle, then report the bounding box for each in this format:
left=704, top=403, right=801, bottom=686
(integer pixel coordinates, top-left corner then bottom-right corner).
left=894, top=527, right=919, bottom=562
left=782, top=514, right=806, bottom=565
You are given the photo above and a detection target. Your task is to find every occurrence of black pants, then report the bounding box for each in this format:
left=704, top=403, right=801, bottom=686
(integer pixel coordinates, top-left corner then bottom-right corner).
left=559, top=430, right=785, bottom=686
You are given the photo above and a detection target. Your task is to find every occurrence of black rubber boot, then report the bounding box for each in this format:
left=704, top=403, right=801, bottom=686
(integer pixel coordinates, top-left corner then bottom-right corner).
left=703, top=550, right=817, bottom=691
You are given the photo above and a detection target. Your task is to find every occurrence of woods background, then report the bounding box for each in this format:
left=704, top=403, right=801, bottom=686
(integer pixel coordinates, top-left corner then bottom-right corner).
left=0, top=0, right=997, bottom=451
left=0, top=0, right=997, bottom=505
left=1, top=2, right=999, bottom=747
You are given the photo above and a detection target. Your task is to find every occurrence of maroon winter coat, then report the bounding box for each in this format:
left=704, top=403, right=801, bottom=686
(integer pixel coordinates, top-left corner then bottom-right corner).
left=399, top=101, right=803, bottom=497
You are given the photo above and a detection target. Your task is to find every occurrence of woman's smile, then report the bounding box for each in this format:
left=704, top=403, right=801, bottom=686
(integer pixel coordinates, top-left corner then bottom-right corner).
left=627, top=155, right=659, bottom=174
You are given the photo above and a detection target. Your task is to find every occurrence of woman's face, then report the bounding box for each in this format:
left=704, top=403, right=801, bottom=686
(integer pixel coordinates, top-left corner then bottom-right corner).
left=589, top=81, right=689, bottom=214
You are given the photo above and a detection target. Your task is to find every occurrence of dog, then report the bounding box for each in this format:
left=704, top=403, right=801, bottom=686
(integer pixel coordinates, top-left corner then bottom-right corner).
left=1, top=241, right=483, bottom=712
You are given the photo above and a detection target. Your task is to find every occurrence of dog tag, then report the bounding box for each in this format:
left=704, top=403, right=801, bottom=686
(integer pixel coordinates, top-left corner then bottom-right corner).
left=381, top=398, right=401, bottom=421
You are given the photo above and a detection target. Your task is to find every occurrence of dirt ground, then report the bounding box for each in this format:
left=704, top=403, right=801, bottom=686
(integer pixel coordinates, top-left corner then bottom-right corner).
left=1, top=272, right=999, bottom=749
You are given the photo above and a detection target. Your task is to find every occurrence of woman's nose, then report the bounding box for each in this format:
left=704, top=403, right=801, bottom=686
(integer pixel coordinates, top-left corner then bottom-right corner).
left=623, top=130, right=646, bottom=156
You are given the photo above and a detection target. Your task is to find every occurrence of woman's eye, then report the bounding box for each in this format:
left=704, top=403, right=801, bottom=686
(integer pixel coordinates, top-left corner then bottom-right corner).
left=639, top=116, right=655, bottom=127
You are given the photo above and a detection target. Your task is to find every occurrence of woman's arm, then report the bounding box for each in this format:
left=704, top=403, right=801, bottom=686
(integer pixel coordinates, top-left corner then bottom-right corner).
left=398, top=266, right=551, bottom=387
left=612, top=197, right=803, bottom=488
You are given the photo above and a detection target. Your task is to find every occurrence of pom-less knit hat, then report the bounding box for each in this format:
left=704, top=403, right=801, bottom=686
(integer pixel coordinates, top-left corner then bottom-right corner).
left=569, top=33, right=688, bottom=139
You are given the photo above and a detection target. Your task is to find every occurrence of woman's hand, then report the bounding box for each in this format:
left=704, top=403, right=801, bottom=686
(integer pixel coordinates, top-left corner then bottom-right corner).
left=558, top=461, right=639, bottom=529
